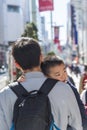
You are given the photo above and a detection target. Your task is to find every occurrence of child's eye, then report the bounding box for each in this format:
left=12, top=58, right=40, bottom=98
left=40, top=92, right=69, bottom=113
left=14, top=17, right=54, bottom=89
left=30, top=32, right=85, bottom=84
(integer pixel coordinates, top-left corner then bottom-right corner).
left=64, top=70, right=66, bottom=73
left=55, top=74, right=60, bottom=76
left=64, top=68, right=66, bottom=72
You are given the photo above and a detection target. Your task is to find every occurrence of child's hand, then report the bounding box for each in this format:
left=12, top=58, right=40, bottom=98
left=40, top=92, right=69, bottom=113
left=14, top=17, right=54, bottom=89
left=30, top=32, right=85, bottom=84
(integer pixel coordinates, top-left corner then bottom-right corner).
left=17, top=75, right=25, bottom=82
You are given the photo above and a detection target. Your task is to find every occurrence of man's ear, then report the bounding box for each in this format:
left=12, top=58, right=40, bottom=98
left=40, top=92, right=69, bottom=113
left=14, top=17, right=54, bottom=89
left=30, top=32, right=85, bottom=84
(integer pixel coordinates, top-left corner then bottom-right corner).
left=15, top=61, right=21, bottom=70
left=40, top=53, right=44, bottom=63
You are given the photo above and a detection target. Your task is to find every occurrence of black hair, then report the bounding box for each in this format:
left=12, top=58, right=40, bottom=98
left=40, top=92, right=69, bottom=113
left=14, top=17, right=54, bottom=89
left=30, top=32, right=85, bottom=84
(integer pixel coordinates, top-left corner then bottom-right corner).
left=41, top=56, right=64, bottom=76
left=12, top=37, right=41, bottom=70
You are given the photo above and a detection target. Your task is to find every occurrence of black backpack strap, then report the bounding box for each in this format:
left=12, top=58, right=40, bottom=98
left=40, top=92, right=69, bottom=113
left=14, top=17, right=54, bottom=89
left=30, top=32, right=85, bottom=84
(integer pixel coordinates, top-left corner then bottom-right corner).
left=85, top=90, right=87, bottom=104
left=39, top=78, right=58, bottom=95
left=67, top=81, right=87, bottom=127
left=9, top=79, right=58, bottom=97
left=9, top=82, right=28, bottom=97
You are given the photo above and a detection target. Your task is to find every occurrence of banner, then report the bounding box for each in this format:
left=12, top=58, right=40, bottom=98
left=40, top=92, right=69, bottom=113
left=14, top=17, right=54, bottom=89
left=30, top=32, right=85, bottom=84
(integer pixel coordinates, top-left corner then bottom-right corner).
left=53, top=26, right=59, bottom=44
left=74, top=25, right=78, bottom=45
left=53, top=26, right=62, bottom=52
left=70, top=4, right=78, bottom=45
left=39, top=0, right=54, bottom=12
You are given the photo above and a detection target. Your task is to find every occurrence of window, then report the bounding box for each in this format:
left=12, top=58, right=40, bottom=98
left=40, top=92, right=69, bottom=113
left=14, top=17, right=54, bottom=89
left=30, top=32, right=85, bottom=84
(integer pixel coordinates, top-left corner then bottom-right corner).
left=7, top=5, right=20, bottom=13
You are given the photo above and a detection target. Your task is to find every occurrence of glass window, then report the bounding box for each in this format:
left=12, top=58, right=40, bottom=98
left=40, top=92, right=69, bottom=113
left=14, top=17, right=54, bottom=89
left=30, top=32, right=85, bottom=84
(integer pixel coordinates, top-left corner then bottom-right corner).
left=7, top=5, right=20, bottom=13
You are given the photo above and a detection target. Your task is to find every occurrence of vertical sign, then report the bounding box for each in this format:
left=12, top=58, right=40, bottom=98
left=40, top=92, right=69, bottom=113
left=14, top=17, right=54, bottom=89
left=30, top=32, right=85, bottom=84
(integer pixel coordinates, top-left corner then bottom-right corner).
left=39, top=0, right=54, bottom=12
left=53, top=26, right=62, bottom=51
left=54, top=26, right=59, bottom=44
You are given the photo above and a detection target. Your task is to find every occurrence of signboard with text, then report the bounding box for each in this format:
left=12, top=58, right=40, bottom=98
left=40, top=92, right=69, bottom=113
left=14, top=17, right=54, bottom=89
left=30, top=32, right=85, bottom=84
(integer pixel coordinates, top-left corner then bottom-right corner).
left=39, top=0, right=54, bottom=12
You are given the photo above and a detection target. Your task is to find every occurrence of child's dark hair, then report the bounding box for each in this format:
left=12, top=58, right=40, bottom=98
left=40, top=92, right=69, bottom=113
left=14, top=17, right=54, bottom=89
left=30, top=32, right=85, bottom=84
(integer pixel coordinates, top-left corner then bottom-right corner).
left=41, top=55, right=64, bottom=76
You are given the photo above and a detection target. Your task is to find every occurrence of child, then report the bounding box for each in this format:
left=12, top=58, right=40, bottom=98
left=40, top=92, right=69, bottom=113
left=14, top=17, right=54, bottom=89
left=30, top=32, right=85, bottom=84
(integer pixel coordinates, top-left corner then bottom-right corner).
left=41, top=55, right=75, bottom=85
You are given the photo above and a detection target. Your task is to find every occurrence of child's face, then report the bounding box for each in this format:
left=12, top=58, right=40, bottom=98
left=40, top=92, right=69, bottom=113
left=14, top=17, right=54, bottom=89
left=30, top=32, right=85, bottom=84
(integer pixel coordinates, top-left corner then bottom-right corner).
left=48, top=63, right=68, bottom=82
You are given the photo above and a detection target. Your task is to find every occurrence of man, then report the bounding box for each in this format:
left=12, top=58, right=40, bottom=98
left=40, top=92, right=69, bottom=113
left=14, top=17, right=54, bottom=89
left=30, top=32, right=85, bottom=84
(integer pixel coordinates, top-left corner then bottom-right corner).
left=0, top=37, right=83, bottom=130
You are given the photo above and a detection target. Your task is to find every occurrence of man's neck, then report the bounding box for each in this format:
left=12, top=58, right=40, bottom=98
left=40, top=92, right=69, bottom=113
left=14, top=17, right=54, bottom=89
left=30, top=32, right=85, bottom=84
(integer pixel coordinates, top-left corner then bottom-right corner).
left=23, top=66, right=41, bottom=73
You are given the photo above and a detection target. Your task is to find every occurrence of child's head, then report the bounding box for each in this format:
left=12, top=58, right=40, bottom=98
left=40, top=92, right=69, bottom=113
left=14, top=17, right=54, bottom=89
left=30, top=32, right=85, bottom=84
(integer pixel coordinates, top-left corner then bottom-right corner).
left=41, top=56, right=68, bottom=82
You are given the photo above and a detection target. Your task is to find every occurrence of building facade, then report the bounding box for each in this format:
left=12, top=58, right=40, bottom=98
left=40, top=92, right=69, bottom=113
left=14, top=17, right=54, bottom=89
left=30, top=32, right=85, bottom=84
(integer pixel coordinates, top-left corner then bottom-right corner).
left=68, top=0, right=87, bottom=64
left=0, top=0, right=24, bottom=67
left=0, top=0, right=49, bottom=68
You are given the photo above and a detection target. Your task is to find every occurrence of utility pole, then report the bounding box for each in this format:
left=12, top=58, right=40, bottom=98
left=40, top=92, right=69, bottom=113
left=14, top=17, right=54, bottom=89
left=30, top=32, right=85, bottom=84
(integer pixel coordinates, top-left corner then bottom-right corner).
left=50, top=11, right=53, bottom=42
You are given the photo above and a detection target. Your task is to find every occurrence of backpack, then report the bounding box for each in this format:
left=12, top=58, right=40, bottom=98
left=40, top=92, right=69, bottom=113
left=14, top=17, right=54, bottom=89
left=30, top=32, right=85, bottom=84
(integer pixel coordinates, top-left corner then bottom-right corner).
left=10, top=78, right=60, bottom=130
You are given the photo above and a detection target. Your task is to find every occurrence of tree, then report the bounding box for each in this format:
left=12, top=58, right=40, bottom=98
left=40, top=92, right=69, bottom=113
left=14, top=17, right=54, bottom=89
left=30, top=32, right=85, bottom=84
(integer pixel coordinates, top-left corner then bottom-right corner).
left=21, top=22, right=38, bottom=40
left=47, top=51, right=56, bottom=56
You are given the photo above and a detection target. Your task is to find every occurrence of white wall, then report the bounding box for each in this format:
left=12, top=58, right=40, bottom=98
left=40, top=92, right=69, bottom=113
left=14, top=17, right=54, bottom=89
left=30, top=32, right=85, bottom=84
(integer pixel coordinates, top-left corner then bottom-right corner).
left=6, top=10, right=24, bottom=41
left=0, top=0, right=4, bottom=43
left=0, top=0, right=24, bottom=45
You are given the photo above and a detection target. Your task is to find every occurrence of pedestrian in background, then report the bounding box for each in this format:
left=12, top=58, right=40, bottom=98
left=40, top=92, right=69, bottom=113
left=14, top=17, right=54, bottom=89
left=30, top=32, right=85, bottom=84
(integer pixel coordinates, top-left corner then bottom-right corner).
left=79, top=65, right=87, bottom=94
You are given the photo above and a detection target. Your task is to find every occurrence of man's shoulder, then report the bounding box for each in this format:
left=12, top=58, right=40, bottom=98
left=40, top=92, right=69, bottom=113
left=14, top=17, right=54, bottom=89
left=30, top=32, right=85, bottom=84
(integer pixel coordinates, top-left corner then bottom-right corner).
left=52, top=80, right=70, bottom=92
left=55, top=80, right=68, bottom=87
left=0, top=82, right=18, bottom=98
left=52, top=80, right=75, bottom=97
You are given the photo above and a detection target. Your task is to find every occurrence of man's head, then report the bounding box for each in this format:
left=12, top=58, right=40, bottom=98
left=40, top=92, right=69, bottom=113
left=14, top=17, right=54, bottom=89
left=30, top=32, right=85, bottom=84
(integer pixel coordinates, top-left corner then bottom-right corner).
left=12, top=37, right=42, bottom=71
left=41, top=56, right=67, bottom=82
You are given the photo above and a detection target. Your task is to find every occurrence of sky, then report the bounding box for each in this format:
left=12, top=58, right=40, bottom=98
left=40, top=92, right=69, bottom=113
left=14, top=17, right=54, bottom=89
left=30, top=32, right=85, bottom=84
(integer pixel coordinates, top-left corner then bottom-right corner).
left=40, top=0, right=70, bottom=45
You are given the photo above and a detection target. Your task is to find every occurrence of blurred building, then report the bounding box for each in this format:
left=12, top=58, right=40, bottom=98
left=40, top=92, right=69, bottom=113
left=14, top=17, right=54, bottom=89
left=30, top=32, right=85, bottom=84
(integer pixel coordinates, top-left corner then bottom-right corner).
left=67, top=0, right=87, bottom=64
left=0, top=0, right=50, bottom=67
left=0, top=0, right=24, bottom=67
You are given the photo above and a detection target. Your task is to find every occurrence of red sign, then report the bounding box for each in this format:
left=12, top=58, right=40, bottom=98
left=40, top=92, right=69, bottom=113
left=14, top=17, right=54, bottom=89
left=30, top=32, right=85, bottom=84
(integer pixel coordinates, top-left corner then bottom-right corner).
left=39, top=0, right=54, bottom=12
